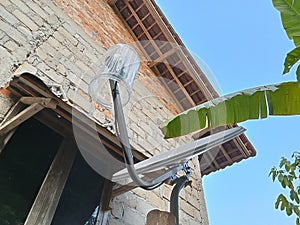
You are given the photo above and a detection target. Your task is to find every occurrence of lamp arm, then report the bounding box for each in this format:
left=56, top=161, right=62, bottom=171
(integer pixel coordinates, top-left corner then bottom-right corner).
left=111, top=81, right=175, bottom=189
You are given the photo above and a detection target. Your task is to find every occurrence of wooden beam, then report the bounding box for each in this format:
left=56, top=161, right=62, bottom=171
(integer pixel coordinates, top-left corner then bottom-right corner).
left=125, top=1, right=163, bottom=56
left=183, top=80, right=194, bottom=87
left=202, top=152, right=219, bottom=171
left=163, top=62, right=196, bottom=107
left=220, top=145, right=234, bottom=163
left=95, top=180, right=113, bottom=225
left=24, top=140, right=77, bottom=225
left=151, top=66, right=184, bottom=112
left=232, top=137, right=248, bottom=158
left=107, top=0, right=117, bottom=6
left=111, top=182, right=137, bottom=198
left=0, top=100, right=25, bottom=126
left=0, top=97, right=57, bottom=137
left=0, top=103, right=44, bottom=136
left=135, top=2, right=146, bottom=12
left=0, top=100, right=25, bottom=153
left=148, top=48, right=178, bottom=68
left=143, top=0, right=216, bottom=100
left=13, top=76, right=149, bottom=163
left=20, top=97, right=58, bottom=109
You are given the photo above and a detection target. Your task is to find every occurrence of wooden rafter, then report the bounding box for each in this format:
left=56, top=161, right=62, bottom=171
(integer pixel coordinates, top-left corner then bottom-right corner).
left=0, top=97, right=57, bottom=136
left=20, top=97, right=58, bottom=108
left=9, top=74, right=148, bottom=164
left=220, top=145, right=234, bottom=164
left=126, top=3, right=163, bottom=57
left=162, top=62, right=195, bottom=107
left=0, top=100, right=25, bottom=153
left=151, top=66, right=184, bottom=112
left=148, top=48, right=178, bottom=68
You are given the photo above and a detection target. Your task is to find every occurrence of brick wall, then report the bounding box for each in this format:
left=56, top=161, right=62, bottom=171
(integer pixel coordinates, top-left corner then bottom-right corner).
left=0, top=0, right=209, bottom=224
left=0, top=83, right=16, bottom=121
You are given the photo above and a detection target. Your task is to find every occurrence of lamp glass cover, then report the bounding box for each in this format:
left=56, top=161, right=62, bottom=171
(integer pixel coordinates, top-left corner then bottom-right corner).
left=89, top=44, right=140, bottom=107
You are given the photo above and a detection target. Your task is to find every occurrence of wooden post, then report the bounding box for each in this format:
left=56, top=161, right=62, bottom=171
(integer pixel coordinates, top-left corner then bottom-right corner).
left=24, top=140, right=77, bottom=225
left=94, top=180, right=113, bottom=225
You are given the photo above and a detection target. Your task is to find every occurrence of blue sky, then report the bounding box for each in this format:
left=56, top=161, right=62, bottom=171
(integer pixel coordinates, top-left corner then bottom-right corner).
left=156, top=1, right=300, bottom=224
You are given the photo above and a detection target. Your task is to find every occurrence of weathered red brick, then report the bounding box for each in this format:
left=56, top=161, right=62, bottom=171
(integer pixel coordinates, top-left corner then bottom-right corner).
left=0, top=84, right=11, bottom=98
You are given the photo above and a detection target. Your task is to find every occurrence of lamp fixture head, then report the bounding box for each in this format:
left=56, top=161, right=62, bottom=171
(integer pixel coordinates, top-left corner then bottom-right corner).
left=89, top=44, right=140, bottom=107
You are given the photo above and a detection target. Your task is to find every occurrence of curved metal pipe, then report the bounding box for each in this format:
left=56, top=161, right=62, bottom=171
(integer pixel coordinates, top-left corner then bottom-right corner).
left=170, top=176, right=192, bottom=225
left=111, top=81, right=168, bottom=189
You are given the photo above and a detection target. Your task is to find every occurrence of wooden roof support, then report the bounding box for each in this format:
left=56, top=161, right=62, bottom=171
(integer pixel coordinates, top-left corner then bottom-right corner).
left=0, top=97, right=57, bottom=136
left=151, top=66, right=184, bottom=112
left=126, top=3, right=163, bottom=57
left=24, top=140, right=77, bottom=225
left=0, top=103, right=44, bottom=136
left=206, top=150, right=221, bottom=170
left=20, top=97, right=58, bottom=108
left=9, top=74, right=149, bottom=165
left=95, top=180, right=113, bottom=225
left=163, top=62, right=195, bottom=107
left=111, top=182, right=137, bottom=199
left=148, top=48, right=178, bottom=68
left=232, top=138, right=248, bottom=158
left=220, top=145, right=234, bottom=164
left=0, top=100, right=25, bottom=153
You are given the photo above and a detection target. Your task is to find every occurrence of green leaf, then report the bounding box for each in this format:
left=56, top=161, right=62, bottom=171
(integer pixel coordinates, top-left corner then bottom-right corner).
left=296, top=217, right=300, bottom=225
left=290, top=190, right=300, bottom=204
left=283, top=47, right=300, bottom=74
left=283, top=175, right=288, bottom=188
left=290, top=162, right=297, bottom=173
left=269, top=168, right=278, bottom=182
left=280, top=157, right=288, bottom=168
left=294, top=205, right=300, bottom=217
left=281, top=201, right=286, bottom=211
left=272, top=153, right=300, bottom=221
left=297, top=64, right=300, bottom=82
left=275, top=194, right=289, bottom=211
left=272, top=172, right=277, bottom=182
left=278, top=173, right=284, bottom=183
left=272, top=0, right=300, bottom=46
left=161, top=82, right=300, bottom=138
left=286, top=204, right=293, bottom=216
left=294, top=192, right=300, bottom=204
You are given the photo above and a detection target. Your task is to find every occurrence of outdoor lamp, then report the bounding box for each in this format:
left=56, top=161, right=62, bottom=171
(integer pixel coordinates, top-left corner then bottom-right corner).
left=89, top=44, right=140, bottom=107
left=88, top=43, right=246, bottom=225
left=88, top=44, right=246, bottom=191
left=89, top=44, right=165, bottom=189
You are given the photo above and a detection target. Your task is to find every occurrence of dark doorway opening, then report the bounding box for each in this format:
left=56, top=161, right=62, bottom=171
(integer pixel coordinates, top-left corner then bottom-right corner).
left=0, top=118, right=63, bottom=225
left=51, top=152, right=105, bottom=225
left=0, top=112, right=107, bottom=225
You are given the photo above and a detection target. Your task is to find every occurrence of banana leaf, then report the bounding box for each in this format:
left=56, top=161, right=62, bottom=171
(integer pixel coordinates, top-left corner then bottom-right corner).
left=273, top=0, right=300, bottom=75
left=273, top=0, right=300, bottom=46
left=160, top=82, right=300, bottom=138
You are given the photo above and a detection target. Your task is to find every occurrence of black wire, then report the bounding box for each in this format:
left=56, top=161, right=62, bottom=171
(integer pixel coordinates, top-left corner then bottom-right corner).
left=141, top=180, right=165, bottom=190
